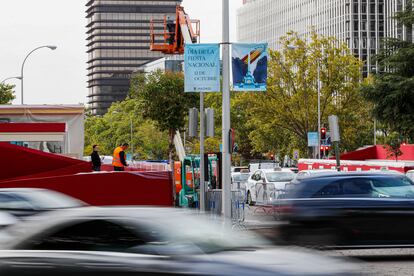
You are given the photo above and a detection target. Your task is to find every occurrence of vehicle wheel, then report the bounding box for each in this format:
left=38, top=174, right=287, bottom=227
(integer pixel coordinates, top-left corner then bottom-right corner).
left=247, top=192, right=255, bottom=206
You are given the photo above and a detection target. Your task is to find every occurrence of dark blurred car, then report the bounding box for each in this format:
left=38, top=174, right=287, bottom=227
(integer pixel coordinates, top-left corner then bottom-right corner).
left=0, top=188, right=86, bottom=217
left=276, top=171, right=414, bottom=247
left=0, top=207, right=358, bottom=275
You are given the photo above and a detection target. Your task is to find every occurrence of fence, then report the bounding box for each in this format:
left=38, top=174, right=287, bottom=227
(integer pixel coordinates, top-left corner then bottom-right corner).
left=129, top=161, right=170, bottom=172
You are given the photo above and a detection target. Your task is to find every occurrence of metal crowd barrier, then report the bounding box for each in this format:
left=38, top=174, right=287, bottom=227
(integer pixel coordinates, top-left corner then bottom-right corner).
left=206, top=189, right=245, bottom=226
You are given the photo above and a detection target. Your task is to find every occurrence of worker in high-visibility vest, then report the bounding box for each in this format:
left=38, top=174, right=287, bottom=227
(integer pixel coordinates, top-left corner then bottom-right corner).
left=112, top=143, right=129, bottom=171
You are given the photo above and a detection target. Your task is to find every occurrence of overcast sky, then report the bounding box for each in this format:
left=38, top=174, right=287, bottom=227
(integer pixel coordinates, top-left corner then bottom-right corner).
left=0, top=0, right=243, bottom=106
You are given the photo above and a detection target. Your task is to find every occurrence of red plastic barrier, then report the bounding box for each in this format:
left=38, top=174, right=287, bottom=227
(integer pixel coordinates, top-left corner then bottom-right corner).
left=0, top=171, right=173, bottom=206
left=0, top=142, right=91, bottom=181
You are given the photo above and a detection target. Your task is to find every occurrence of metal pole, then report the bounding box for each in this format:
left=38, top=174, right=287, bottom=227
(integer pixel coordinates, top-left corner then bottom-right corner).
left=1, top=77, right=21, bottom=84
left=130, top=116, right=133, bottom=159
left=374, top=119, right=377, bottom=145
left=222, top=0, right=232, bottom=219
left=199, top=92, right=206, bottom=211
left=335, top=141, right=341, bottom=171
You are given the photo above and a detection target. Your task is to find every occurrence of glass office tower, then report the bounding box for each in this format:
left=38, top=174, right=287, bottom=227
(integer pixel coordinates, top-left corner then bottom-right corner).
left=86, top=0, right=181, bottom=115
left=237, top=0, right=412, bottom=76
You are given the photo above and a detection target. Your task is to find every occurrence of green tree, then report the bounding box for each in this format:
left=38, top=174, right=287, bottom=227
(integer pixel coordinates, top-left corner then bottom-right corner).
left=237, top=31, right=370, bottom=158
left=0, top=83, right=15, bottom=104
left=383, top=132, right=404, bottom=162
left=361, top=3, right=414, bottom=140
left=129, top=70, right=198, bottom=160
left=84, top=99, right=170, bottom=159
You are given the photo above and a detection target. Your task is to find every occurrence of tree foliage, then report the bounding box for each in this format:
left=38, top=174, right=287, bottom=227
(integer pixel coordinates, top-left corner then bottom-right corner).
left=129, top=70, right=198, bottom=159
left=236, top=32, right=371, bottom=158
left=383, top=132, right=404, bottom=162
left=0, top=83, right=15, bottom=104
left=361, top=5, right=414, bottom=140
left=84, top=99, right=169, bottom=160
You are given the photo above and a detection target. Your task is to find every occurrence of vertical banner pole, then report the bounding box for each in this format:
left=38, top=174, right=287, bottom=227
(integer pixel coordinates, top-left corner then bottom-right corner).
left=200, top=92, right=206, bottom=211
left=222, top=0, right=232, bottom=219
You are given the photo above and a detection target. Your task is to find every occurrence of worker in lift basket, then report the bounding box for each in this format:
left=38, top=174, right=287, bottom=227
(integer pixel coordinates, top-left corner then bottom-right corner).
left=166, top=15, right=175, bottom=45
left=112, top=143, right=129, bottom=171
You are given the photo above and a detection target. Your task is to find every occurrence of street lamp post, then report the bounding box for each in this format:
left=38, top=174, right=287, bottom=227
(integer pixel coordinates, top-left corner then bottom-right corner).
left=1, top=76, right=22, bottom=84
left=21, top=45, right=57, bottom=105
left=130, top=116, right=134, bottom=160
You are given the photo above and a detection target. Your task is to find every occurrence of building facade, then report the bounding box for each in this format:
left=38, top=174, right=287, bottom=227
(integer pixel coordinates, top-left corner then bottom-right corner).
left=86, top=0, right=181, bottom=115
left=237, top=0, right=412, bottom=75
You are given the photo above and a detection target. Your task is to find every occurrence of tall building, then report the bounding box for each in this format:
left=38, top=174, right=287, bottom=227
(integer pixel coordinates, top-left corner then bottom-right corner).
left=237, top=0, right=412, bottom=75
left=86, top=0, right=181, bottom=116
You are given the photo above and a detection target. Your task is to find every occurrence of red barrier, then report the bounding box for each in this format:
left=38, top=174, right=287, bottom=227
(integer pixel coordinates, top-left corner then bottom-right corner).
left=0, top=142, right=91, bottom=181
left=0, top=171, right=173, bottom=206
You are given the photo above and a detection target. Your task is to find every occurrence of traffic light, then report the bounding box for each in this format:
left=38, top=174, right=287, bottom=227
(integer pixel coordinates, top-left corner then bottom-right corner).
left=320, top=127, right=327, bottom=140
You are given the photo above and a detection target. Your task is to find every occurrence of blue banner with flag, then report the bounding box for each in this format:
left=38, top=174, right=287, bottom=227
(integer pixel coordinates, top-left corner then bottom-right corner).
left=184, top=43, right=220, bottom=93
left=232, top=43, right=268, bottom=91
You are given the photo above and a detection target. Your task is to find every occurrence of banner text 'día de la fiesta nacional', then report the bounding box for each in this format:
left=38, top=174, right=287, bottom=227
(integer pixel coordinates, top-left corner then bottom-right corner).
left=184, top=43, right=220, bottom=93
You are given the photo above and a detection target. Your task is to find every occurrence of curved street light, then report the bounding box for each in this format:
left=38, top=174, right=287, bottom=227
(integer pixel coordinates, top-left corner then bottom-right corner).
left=1, top=76, right=22, bottom=84
left=20, top=45, right=57, bottom=105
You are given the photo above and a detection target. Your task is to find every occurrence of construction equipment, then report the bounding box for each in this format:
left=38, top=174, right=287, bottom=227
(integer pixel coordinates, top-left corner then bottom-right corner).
left=176, top=154, right=220, bottom=208
left=150, top=6, right=200, bottom=55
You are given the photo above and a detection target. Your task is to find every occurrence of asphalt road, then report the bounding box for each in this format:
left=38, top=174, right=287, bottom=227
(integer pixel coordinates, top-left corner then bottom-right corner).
left=244, top=205, right=414, bottom=276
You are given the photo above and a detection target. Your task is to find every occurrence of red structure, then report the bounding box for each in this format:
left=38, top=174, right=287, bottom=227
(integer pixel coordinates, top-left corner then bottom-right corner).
left=298, top=144, right=414, bottom=173
left=340, top=144, right=414, bottom=161
left=0, top=143, right=173, bottom=206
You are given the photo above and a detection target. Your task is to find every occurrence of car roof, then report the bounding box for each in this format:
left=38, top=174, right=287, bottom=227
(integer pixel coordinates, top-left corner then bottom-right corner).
left=298, top=170, right=404, bottom=180
left=259, top=168, right=294, bottom=173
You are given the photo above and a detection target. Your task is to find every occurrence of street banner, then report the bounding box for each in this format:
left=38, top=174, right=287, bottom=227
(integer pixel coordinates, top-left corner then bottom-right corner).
left=232, top=43, right=268, bottom=91
left=307, top=132, right=319, bottom=147
left=184, top=43, right=220, bottom=92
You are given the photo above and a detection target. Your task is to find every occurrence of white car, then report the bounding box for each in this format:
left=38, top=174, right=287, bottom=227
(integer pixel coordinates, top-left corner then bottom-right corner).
left=406, top=170, right=414, bottom=182
left=246, top=168, right=295, bottom=205
left=294, top=169, right=336, bottom=181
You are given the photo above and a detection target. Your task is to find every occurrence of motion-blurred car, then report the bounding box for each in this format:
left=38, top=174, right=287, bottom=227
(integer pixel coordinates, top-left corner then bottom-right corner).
left=247, top=168, right=295, bottom=205
left=0, top=188, right=86, bottom=218
left=277, top=171, right=414, bottom=247
left=0, top=207, right=358, bottom=275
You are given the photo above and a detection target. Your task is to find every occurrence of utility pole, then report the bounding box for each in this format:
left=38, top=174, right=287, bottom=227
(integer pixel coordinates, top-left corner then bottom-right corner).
left=222, top=0, right=231, bottom=219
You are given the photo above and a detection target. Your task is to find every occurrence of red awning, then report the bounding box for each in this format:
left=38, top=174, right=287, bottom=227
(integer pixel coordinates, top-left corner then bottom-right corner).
left=0, top=123, right=66, bottom=133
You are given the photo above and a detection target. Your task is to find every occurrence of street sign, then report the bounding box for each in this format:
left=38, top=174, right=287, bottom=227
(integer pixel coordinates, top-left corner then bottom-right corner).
left=328, top=115, right=340, bottom=142
left=307, top=132, right=319, bottom=147
left=293, top=149, right=299, bottom=160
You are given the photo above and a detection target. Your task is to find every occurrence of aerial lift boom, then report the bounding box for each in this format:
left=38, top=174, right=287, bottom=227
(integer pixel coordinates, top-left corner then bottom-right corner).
left=150, top=6, right=200, bottom=55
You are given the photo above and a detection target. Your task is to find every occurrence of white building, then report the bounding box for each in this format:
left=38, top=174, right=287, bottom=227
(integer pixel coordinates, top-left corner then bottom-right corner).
left=237, top=0, right=412, bottom=75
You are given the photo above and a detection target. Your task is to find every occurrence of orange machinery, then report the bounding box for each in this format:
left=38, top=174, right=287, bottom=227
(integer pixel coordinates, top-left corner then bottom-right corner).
left=150, top=6, right=200, bottom=54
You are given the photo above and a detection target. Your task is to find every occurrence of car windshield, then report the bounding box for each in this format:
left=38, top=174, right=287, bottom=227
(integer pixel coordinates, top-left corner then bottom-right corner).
left=233, top=173, right=249, bottom=182
left=370, top=177, right=414, bottom=198
left=21, top=190, right=85, bottom=209
left=406, top=172, right=414, bottom=181
left=145, top=214, right=267, bottom=254
left=266, top=172, right=295, bottom=182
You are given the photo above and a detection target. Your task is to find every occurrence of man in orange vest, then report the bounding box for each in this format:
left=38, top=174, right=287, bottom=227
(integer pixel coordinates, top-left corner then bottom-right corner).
left=112, top=143, right=129, bottom=171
